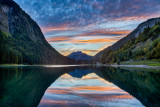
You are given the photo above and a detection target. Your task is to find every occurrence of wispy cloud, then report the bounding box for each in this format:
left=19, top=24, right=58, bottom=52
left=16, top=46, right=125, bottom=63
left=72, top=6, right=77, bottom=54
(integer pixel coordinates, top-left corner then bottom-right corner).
left=14, top=0, right=160, bottom=28
left=68, top=38, right=119, bottom=43
left=46, top=30, right=129, bottom=43
left=14, top=0, right=160, bottom=55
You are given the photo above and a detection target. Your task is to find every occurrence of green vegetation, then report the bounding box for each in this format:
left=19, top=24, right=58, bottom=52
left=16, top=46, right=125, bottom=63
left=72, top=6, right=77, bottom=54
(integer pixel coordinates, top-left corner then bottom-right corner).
left=101, top=67, right=160, bottom=107
left=101, top=22, right=160, bottom=65
left=0, top=27, right=61, bottom=64
left=0, top=29, right=40, bottom=64
left=118, top=59, right=160, bottom=66
left=0, top=30, right=22, bottom=64
left=0, top=66, right=73, bottom=107
left=0, top=0, right=74, bottom=65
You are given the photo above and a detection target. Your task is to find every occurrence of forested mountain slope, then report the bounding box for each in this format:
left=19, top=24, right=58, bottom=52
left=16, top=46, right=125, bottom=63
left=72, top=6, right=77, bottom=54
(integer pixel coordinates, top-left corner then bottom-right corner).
left=101, top=21, right=160, bottom=64
left=0, top=0, right=74, bottom=64
left=93, top=17, right=160, bottom=63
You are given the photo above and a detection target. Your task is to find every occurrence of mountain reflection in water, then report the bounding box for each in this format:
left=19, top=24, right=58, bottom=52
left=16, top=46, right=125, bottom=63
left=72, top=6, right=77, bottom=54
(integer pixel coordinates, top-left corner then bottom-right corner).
left=0, top=65, right=159, bottom=107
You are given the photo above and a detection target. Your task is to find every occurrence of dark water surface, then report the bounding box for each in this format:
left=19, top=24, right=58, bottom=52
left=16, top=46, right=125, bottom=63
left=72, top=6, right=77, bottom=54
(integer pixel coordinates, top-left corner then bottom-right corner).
left=0, top=65, right=160, bottom=107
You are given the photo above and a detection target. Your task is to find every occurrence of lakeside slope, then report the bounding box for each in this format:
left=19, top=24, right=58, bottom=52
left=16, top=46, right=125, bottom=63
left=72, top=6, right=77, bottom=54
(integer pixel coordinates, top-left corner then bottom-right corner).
left=93, top=17, right=160, bottom=65
left=0, top=0, right=74, bottom=64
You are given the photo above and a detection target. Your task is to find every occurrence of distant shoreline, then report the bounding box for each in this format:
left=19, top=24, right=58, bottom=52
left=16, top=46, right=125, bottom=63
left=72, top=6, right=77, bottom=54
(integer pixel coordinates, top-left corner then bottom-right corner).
left=109, top=64, right=160, bottom=69
left=0, top=64, right=92, bottom=67
left=0, top=64, right=160, bottom=69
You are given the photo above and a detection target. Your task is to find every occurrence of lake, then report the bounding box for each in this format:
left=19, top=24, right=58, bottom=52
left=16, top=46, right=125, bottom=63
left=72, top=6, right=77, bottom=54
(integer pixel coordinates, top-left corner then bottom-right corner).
left=0, top=65, right=160, bottom=107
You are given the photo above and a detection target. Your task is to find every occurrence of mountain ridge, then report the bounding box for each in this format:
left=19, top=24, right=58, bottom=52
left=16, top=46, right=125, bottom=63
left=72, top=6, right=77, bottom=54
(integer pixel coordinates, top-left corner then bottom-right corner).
left=0, top=0, right=74, bottom=64
left=98, top=18, right=160, bottom=64
left=67, top=51, right=92, bottom=61
left=93, top=17, right=160, bottom=63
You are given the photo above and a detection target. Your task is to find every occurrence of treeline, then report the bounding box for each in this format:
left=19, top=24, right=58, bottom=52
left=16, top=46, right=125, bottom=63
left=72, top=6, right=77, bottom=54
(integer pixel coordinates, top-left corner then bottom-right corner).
left=101, top=22, right=160, bottom=64
left=0, top=0, right=74, bottom=65
left=0, top=29, right=57, bottom=64
left=0, top=30, right=37, bottom=64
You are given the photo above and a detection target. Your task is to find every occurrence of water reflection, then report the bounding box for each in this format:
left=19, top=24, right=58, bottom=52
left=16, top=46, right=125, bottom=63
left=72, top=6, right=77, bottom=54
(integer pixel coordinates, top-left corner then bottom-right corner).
left=0, top=66, right=76, bottom=107
left=0, top=65, right=159, bottom=107
left=100, top=67, right=160, bottom=107
left=39, top=71, right=142, bottom=107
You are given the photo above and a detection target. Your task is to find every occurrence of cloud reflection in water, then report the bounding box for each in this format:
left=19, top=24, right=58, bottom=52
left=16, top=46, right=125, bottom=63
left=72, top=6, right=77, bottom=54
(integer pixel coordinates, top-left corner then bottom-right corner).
left=39, top=73, right=143, bottom=107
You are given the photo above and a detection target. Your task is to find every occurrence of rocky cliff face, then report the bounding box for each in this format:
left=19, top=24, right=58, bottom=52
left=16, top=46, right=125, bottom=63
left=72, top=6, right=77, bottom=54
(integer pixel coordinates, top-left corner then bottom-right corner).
left=0, top=4, right=10, bottom=33
left=0, top=0, right=74, bottom=64
left=93, top=17, right=160, bottom=62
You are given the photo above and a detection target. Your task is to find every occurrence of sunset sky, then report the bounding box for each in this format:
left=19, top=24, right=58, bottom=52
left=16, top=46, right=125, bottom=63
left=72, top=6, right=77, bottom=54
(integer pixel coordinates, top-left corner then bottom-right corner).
left=14, top=0, right=160, bottom=56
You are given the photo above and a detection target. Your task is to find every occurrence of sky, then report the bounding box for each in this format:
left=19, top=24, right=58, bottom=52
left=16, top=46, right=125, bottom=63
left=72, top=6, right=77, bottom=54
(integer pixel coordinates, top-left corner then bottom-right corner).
left=14, top=0, right=160, bottom=56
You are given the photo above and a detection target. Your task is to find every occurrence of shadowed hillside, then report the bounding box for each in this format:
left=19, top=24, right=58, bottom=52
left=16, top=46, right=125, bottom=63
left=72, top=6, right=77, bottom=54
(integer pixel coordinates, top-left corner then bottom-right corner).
left=0, top=0, right=74, bottom=64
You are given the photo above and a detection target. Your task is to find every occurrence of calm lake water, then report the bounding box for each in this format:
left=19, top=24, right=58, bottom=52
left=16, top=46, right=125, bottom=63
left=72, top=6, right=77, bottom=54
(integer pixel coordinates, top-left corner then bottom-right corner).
left=0, top=65, right=160, bottom=107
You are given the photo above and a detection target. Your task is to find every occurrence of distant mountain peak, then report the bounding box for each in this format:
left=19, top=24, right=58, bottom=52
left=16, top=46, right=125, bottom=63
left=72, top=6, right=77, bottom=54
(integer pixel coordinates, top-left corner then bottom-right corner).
left=67, top=51, right=92, bottom=61
left=73, top=51, right=83, bottom=54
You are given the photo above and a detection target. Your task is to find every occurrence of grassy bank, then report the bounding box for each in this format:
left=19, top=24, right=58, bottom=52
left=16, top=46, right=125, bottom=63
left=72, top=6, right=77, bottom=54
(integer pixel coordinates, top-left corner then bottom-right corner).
left=117, top=59, right=160, bottom=66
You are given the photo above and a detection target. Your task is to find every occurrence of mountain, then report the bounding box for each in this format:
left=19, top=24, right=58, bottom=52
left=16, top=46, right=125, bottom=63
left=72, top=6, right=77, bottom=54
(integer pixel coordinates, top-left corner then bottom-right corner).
left=93, top=17, right=160, bottom=64
left=67, top=51, right=92, bottom=61
left=96, top=17, right=160, bottom=64
left=0, top=0, right=74, bottom=64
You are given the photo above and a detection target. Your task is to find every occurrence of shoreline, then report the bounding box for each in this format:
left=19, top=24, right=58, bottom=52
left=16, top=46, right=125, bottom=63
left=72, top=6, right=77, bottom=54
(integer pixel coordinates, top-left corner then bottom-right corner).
left=0, top=64, right=92, bottom=67
left=0, top=64, right=160, bottom=69
left=109, top=64, right=160, bottom=69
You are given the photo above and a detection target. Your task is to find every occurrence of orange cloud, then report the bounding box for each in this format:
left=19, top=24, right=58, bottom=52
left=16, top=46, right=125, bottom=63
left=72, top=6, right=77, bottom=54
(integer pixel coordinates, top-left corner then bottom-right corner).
left=82, top=44, right=110, bottom=56
left=114, top=14, right=160, bottom=21
left=80, top=49, right=99, bottom=55
left=59, top=50, right=73, bottom=56
left=59, top=44, right=111, bottom=56
left=59, top=49, right=98, bottom=56
left=114, top=16, right=148, bottom=21
left=69, top=38, right=119, bottom=43
left=41, top=24, right=74, bottom=33
left=46, top=30, right=128, bottom=43
left=80, top=44, right=111, bottom=56
left=46, top=36, right=72, bottom=42
left=47, top=37, right=120, bottom=45
left=74, top=30, right=130, bottom=37
left=55, top=41, right=114, bottom=56
left=45, top=30, right=128, bottom=56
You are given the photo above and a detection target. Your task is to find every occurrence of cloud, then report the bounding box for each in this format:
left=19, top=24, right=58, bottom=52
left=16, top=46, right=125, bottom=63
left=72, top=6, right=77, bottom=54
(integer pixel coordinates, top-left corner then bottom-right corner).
left=80, top=49, right=99, bottom=55
left=41, top=24, right=76, bottom=33
left=14, top=0, right=160, bottom=56
left=81, top=44, right=110, bottom=56
left=59, top=50, right=74, bottom=56
left=47, top=36, right=122, bottom=44
left=68, top=38, right=119, bottom=43
left=46, top=36, right=73, bottom=42
left=46, top=30, right=128, bottom=43
left=70, top=30, right=130, bottom=37
left=14, top=0, right=160, bottom=28
left=57, top=44, right=111, bottom=56
left=114, top=14, right=160, bottom=22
